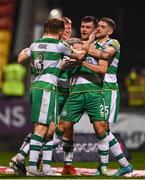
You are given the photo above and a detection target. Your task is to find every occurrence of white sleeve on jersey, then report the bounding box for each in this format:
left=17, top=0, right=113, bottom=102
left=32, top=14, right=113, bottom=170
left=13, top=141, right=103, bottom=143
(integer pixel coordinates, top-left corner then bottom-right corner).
left=25, top=42, right=35, bottom=57
left=58, top=41, right=73, bottom=57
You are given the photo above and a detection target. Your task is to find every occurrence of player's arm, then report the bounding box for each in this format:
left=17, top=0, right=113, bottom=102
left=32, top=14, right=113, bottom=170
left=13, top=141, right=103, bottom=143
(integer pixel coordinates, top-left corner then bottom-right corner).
left=69, top=41, right=85, bottom=60
left=69, top=48, right=86, bottom=60
left=62, top=38, right=86, bottom=60
left=65, top=38, right=83, bottom=46
left=88, top=43, right=116, bottom=60
left=18, top=48, right=30, bottom=63
left=59, top=41, right=86, bottom=61
left=61, top=59, right=79, bottom=70
left=82, top=59, right=108, bottom=74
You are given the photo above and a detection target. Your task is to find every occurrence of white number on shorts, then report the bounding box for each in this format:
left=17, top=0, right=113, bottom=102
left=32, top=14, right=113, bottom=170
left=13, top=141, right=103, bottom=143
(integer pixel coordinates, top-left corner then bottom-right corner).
left=100, top=105, right=109, bottom=116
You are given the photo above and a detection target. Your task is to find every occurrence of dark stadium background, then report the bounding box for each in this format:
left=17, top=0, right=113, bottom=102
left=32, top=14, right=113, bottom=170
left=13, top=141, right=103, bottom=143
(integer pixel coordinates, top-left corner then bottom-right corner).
left=9, top=0, right=145, bottom=106
left=0, top=0, right=145, bottom=172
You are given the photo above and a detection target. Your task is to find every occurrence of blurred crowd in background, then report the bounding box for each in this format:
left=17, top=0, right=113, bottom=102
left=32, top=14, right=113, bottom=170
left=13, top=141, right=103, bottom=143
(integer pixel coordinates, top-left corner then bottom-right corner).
left=125, top=69, right=145, bottom=106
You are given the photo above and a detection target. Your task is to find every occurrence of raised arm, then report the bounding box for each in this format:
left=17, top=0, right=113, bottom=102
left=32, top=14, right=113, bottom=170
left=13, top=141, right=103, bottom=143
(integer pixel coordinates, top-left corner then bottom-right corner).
left=82, top=31, right=96, bottom=51
left=69, top=48, right=86, bottom=60
left=88, top=43, right=116, bottom=60
left=59, top=41, right=86, bottom=61
left=18, top=48, right=30, bottom=63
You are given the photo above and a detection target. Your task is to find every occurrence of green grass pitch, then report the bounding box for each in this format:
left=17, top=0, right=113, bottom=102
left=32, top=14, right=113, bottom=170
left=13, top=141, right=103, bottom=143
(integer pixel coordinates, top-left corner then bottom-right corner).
left=0, top=150, right=145, bottom=179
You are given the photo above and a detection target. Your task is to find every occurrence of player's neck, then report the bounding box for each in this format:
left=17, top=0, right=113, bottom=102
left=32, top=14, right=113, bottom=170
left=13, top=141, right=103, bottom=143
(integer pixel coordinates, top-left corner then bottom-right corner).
left=97, top=36, right=109, bottom=43
left=43, top=33, right=60, bottom=40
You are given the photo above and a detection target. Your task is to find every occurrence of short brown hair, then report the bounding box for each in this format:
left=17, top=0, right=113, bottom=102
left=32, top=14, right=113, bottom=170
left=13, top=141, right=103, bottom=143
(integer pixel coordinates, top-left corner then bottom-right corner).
left=44, top=18, right=65, bottom=34
left=61, top=17, right=72, bottom=25
left=82, top=16, right=98, bottom=28
left=99, top=17, right=116, bottom=31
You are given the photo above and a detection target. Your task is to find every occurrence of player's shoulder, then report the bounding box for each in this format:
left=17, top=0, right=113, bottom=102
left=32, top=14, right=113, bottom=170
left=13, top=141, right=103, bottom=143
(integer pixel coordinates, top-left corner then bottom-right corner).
left=29, top=38, right=47, bottom=50
left=35, top=37, right=60, bottom=44
left=108, top=38, right=120, bottom=50
left=34, top=38, right=43, bottom=43
left=59, top=40, right=70, bottom=47
left=30, top=38, right=43, bottom=47
left=59, top=40, right=73, bottom=53
left=110, top=38, right=120, bottom=45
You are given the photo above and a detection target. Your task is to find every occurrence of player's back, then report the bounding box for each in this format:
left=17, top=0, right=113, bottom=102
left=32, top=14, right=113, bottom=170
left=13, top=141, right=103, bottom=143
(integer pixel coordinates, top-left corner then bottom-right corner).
left=30, top=37, right=64, bottom=91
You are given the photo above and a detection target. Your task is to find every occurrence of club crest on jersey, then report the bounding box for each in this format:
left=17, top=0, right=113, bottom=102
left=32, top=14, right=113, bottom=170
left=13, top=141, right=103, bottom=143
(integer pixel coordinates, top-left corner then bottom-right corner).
left=48, top=114, right=52, bottom=121
left=62, top=109, right=67, bottom=117
left=62, top=41, right=73, bottom=53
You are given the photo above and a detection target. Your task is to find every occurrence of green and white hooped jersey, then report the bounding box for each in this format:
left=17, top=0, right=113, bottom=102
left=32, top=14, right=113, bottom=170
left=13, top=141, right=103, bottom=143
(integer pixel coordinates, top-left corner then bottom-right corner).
left=26, top=37, right=73, bottom=91
left=58, top=69, right=69, bottom=95
left=95, top=39, right=120, bottom=90
left=57, top=56, right=70, bottom=95
left=69, top=55, right=103, bottom=94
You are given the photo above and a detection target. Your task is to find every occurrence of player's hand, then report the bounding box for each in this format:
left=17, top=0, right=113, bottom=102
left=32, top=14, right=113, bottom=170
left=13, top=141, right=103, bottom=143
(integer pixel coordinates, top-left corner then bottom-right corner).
left=20, top=48, right=29, bottom=55
left=88, top=30, right=97, bottom=43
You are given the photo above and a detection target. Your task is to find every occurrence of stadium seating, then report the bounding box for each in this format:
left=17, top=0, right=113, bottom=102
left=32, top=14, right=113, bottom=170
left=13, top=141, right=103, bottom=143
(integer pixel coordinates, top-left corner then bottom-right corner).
left=0, top=0, right=15, bottom=89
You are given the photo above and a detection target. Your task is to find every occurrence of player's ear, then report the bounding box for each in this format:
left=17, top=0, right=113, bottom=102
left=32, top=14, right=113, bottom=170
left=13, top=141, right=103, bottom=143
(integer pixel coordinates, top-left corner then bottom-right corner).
left=108, top=27, right=113, bottom=35
left=59, top=31, right=64, bottom=38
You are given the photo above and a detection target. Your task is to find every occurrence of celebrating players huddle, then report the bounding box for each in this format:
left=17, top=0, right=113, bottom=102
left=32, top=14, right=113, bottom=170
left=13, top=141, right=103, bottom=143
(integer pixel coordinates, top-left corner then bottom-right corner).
left=9, top=16, right=133, bottom=176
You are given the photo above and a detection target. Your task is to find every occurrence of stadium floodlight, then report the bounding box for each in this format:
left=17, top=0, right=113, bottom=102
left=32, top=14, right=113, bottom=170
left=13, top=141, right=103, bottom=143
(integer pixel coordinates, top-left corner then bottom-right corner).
left=49, top=8, right=62, bottom=18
